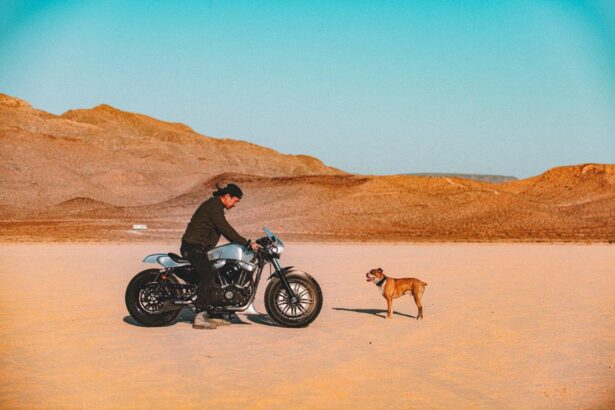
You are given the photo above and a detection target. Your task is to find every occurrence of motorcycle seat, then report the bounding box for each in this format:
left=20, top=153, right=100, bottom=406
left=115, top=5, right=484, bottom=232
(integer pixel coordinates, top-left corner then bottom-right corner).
left=168, top=253, right=189, bottom=264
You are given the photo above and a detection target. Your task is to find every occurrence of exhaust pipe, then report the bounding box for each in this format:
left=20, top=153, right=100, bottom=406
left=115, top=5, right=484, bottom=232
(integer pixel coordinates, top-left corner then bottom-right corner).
left=159, top=299, right=192, bottom=312
left=242, top=302, right=259, bottom=315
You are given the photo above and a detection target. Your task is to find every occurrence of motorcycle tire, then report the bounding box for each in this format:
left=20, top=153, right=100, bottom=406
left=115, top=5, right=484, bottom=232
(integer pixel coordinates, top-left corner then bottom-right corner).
left=264, top=271, right=323, bottom=328
left=125, top=269, right=182, bottom=327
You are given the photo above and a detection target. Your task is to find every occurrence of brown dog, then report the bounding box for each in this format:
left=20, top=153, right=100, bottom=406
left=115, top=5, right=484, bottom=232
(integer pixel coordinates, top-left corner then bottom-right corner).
left=365, top=268, right=427, bottom=320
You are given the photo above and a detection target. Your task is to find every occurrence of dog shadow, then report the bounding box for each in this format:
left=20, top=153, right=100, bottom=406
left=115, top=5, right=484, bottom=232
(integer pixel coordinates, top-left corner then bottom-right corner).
left=332, top=307, right=415, bottom=319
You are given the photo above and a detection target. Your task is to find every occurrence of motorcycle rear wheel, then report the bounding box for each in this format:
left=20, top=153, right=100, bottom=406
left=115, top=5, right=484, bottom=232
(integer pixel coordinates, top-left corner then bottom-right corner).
left=264, top=272, right=323, bottom=328
left=125, top=269, right=182, bottom=327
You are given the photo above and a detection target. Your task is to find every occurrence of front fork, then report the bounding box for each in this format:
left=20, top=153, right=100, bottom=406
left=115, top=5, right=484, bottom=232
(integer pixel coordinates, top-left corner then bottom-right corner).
left=271, top=258, right=299, bottom=303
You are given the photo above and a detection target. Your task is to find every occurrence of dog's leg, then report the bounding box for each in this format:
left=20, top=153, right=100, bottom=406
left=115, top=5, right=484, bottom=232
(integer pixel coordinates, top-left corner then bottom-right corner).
left=413, top=287, right=424, bottom=320
left=386, top=297, right=393, bottom=319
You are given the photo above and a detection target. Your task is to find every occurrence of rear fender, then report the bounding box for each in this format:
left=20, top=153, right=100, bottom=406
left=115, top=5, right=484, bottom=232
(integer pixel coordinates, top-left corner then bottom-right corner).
left=143, top=253, right=189, bottom=268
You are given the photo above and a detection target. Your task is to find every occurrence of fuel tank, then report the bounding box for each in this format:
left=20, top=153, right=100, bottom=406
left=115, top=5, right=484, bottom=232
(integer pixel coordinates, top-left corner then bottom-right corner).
left=207, top=243, right=255, bottom=263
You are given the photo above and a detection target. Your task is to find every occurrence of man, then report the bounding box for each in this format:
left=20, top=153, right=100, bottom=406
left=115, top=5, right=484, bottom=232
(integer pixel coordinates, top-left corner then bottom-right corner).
left=181, top=183, right=261, bottom=329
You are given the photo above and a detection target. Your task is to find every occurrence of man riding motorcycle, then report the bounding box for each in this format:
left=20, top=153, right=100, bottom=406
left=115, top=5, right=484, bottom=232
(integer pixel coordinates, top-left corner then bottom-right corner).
left=181, top=183, right=261, bottom=329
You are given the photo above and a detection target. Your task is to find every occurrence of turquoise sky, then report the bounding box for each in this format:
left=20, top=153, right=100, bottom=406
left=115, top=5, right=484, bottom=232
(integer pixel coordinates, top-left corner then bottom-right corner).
left=1, top=1, right=614, bottom=177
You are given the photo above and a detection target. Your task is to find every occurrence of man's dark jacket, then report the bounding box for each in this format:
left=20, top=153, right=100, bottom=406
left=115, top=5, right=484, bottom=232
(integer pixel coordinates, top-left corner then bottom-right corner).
left=182, top=197, right=249, bottom=248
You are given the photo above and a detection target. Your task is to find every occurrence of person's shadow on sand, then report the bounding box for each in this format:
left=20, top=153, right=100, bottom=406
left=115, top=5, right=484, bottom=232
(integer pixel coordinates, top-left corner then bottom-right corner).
left=332, top=307, right=415, bottom=319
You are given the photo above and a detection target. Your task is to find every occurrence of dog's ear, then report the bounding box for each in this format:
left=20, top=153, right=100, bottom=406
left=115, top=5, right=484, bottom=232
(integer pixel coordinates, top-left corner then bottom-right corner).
left=377, top=267, right=383, bottom=273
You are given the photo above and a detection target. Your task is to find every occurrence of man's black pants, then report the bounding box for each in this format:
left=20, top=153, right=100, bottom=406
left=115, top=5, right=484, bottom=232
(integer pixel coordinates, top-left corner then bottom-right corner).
left=180, top=241, right=216, bottom=309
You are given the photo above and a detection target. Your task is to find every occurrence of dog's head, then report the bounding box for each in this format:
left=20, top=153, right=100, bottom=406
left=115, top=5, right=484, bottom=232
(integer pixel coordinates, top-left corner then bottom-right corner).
left=365, top=267, right=385, bottom=283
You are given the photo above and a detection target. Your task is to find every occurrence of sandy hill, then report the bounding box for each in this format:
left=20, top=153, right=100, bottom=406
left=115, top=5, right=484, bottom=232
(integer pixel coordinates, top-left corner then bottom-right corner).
left=502, top=164, right=615, bottom=201
left=20, top=164, right=612, bottom=242
left=0, top=93, right=343, bottom=208
left=153, top=167, right=613, bottom=241
left=1, top=93, right=614, bottom=242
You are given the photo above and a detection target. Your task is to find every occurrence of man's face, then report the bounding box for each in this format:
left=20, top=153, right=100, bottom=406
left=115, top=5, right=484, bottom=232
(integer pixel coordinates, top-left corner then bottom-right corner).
left=220, top=194, right=241, bottom=210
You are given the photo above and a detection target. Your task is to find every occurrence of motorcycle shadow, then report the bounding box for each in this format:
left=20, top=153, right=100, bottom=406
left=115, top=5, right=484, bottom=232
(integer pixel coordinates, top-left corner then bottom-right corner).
left=122, top=310, right=199, bottom=327
left=123, top=315, right=147, bottom=327
left=122, top=311, right=279, bottom=327
left=244, top=314, right=278, bottom=327
left=332, top=307, right=415, bottom=319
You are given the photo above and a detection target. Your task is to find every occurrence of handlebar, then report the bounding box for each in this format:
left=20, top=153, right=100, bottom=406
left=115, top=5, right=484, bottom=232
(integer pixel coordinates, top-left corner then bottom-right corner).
left=255, top=236, right=273, bottom=247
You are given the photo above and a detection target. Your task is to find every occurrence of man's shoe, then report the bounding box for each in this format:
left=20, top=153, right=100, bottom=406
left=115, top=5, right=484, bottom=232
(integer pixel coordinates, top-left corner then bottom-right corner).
left=192, top=312, right=218, bottom=330
left=208, top=313, right=233, bottom=326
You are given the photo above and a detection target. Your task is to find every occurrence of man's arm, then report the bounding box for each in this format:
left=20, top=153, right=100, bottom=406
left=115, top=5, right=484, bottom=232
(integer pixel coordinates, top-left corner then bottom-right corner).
left=212, top=208, right=249, bottom=247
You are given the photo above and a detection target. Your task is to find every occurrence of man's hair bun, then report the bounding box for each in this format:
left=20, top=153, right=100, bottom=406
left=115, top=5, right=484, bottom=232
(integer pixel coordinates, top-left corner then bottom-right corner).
left=213, top=183, right=243, bottom=198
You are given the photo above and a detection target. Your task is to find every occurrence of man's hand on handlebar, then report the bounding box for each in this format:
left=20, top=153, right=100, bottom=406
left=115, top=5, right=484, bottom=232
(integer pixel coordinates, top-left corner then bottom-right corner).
left=249, top=242, right=262, bottom=252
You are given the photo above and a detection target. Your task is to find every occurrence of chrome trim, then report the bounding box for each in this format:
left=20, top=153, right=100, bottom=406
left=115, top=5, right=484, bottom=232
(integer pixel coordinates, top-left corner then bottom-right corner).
left=242, top=302, right=259, bottom=315
left=237, top=261, right=256, bottom=272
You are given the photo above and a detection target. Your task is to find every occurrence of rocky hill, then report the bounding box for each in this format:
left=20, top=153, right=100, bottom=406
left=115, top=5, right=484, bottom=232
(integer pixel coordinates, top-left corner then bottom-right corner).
left=1, top=93, right=613, bottom=242
left=0, top=93, right=343, bottom=208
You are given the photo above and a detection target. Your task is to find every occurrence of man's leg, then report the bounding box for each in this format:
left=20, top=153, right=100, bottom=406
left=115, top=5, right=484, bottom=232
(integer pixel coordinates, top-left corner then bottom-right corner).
left=181, top=243, right=215, bottom=308
left=180, top=243, right=222, bottom=332
left=194, top=256, right=216, bottom=309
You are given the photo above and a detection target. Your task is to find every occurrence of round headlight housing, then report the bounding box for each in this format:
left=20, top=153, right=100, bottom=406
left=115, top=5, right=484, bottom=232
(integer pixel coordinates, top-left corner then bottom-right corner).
left=271, top=243, right=285, bottom=255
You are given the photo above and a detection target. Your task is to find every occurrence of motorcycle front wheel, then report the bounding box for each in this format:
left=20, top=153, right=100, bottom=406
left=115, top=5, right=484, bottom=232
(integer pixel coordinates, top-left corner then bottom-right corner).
left=264, top=272, right=323, bottom=328
left=125, top=269, right=182, bottom=327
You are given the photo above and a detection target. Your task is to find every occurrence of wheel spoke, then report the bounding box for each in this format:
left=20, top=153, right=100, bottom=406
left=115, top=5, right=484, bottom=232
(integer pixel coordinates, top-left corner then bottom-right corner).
left=138, top=283, right=169, bottom=314
left=283, top=304, right=292, bottom=315
left=273, top=280, right=318, bottom=319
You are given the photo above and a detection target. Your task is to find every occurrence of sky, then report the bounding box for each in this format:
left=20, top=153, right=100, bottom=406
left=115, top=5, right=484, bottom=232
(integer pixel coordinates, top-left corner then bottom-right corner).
left=1, top=1, right=614, bottom=178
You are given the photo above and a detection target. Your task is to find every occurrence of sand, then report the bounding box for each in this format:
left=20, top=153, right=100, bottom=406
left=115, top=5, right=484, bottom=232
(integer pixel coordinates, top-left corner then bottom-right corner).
left=0, top=243, right=614, bottom=409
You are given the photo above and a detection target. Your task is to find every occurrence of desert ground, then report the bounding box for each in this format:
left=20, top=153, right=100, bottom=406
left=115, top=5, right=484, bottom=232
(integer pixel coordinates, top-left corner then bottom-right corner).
left=1, top=242, right=613, bottom=409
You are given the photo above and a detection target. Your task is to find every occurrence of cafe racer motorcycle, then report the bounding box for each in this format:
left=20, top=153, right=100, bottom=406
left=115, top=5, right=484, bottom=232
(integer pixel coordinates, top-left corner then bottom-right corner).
left=125, top=228, right=323, bottom=328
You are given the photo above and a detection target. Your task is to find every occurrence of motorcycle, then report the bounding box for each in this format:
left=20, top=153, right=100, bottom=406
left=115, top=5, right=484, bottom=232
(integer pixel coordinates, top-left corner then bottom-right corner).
left=125, top=227, right=323, bottom=327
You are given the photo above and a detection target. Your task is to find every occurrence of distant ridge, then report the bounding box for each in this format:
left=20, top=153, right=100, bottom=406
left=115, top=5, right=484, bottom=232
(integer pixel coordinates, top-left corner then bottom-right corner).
left=407, top=173, right=517, bottom=183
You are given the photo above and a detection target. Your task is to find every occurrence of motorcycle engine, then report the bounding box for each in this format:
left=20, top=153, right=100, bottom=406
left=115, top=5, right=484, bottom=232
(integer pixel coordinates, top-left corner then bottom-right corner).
left=210, top=260, right=255, bottom=307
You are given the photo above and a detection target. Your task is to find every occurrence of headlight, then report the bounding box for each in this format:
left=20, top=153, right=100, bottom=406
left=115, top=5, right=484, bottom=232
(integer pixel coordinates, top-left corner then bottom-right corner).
left=271, top=244, right=285, bottom=254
